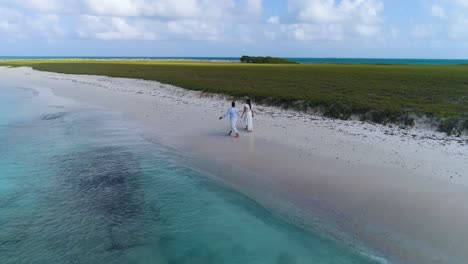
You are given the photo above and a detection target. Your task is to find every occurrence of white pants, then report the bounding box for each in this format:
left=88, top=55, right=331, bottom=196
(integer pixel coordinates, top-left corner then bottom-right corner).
left=230, top=118, right=238, bottom=133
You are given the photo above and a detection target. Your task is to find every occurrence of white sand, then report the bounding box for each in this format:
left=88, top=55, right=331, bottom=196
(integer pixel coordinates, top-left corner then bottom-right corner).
left=1, top=66, right=467, bottom=264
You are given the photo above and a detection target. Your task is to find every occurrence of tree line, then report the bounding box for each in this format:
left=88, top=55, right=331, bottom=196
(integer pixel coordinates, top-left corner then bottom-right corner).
left=240, top=56, right=297, bottom=64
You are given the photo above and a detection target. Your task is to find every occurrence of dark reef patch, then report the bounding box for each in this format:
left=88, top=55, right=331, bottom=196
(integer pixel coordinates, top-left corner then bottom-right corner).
left=53, top=146, right=158, bottom=253
left=41, top=112, right=67, bottom=120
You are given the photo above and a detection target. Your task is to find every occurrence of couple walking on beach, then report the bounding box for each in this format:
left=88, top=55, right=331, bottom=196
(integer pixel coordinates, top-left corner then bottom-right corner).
left=219, top=99, right=254, bottom=138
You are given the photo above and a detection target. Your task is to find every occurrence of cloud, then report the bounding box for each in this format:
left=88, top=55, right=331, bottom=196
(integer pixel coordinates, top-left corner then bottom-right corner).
left=167, top=20, right=223, bottom=40
left=431, top=4, right=446, bottom=19
left=448, top=14, right=468, bottom=40
left=1, top=0, right=264, bottom=41
left=426, top=0, right=468, bottom=41
left=411, top=24, right=436, bottom=39
left=0, top=0, right=388, bottom=44
left=245, top=0, right=263, bottom=15
left=83, top=0, right=202, bottom=18
left=0, top=0, right=262, bottom=43
left=281, top=23, right=344, bottom=41
left=25, top=0, right=79, bottom=13
left=19, top=0, right=263, bottom=19
left=0, top=6, right=66, bottom=39
left=0, top=7, right=25, bottom=38
left=267, top=16, right=280, bottom=25
left=281, top=0, right=384, bottom=41
left=0, top=6, right=23, bottom=22
left=77, top=15, right=158, bottom=40
left=453, top=0, right=468, bottom=8
left=31, top=14, right=67, bottom=37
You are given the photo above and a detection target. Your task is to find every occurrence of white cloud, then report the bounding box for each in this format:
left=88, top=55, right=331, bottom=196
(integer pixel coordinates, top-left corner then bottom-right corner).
left=30, top=14, right=67, bottom=37
left=0, top=6, right=22, bottom=21
left=19, top=0, right=263, bottom=19
left=453, top=0, right=468, bottom=8
left=289, top=0, right=340, bottom=23
left=282, top=0, right=384, bottom=41
left=0, top=6, right=66, bottom=39
left=263, top=29, right=276, bottom=40
left=0, top=7, right=26, bottom=38
left=289, top=0, right=382, bottom=24
left=25, top=0, right=54, bottom=12
left=26, top=0, right=75, bottom=12
left=411, top=24, right=436, bottom=39
left=84, top=0, right=202, bottom=18
left=167, top=20, right=223, bottom=40
left=0, top=0, right=264, bottom=41
left=426, top=1, right=468, bottom=41
left=448, top=14, right=468, bottom=40
left=431, top=4, right=446, bottom=19
left=77, top=15, right=158, bottom=40
left=245, top=0, right=263, bottom=15
left=281, top=23, right=344, bottom=41
left=77, top=16, right=225, bottom=41
left=267, top=16, right=280, bottom=25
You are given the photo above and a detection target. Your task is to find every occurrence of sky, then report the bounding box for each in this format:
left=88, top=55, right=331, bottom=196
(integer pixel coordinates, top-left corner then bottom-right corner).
left=1, top=0, right=468, bottom=58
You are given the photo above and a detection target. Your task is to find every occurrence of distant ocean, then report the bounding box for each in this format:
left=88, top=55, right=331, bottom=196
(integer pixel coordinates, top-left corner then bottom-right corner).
left=2, top=56, right=468, bottom=65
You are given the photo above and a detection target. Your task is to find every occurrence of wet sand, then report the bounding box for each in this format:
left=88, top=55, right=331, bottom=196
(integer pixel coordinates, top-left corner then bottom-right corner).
left=1, top=66, right=467, bottom=264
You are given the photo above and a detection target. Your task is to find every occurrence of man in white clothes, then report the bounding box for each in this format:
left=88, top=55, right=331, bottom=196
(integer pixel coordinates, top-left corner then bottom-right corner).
left=219, top=101, right=241, bottom=138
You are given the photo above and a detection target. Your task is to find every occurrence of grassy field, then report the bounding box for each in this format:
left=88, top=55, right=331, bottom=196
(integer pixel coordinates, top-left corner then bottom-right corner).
left=2, top=59, right=467, bottom=133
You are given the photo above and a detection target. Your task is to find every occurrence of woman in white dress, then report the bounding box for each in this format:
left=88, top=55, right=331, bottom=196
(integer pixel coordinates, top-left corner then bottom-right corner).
left=241, top=99, right=254, bottom=132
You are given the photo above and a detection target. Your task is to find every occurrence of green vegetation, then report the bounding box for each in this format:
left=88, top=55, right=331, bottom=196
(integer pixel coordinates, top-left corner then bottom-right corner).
left=1, top=59, right=467, bottom=134
left=240, top=56, right=297, bottom=64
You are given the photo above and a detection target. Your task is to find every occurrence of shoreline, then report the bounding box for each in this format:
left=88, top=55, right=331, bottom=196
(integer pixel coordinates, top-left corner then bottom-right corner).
left=1, top=66, right=467, bottom=264
left=1, top=61, right=466, bottom=136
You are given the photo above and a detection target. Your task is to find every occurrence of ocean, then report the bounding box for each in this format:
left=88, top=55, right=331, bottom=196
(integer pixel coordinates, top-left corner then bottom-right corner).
left=0, top=83, right=385, bottom=263
left=1, top=56, right=468, bottom=65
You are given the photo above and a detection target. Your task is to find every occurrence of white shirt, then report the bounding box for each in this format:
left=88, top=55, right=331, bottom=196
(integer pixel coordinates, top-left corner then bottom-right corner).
left=224, top=107, right=240, bottom=121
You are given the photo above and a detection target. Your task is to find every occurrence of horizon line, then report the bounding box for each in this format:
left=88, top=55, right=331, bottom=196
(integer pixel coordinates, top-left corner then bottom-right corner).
left=2, top=56, right=468, bottom=60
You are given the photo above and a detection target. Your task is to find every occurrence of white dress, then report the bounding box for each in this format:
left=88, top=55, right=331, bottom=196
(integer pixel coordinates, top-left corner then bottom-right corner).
left=243, top=104, right=253, bottom=132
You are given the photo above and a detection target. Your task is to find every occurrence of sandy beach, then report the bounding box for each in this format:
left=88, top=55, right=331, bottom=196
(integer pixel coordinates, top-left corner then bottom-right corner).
left=1, top=66, right=467, bottom=264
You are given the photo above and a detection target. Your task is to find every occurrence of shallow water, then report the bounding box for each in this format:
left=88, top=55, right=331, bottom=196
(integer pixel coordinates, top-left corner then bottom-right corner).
left=0, top=85, right=384, bottom=264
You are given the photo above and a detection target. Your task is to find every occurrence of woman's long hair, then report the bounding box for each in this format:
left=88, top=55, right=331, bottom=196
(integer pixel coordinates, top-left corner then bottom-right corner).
left=246, top=99, right=252, bottom=110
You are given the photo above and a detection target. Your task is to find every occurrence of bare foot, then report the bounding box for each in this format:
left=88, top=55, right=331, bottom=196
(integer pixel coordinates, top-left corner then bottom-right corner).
left=235, top=133, right=240, bottom=138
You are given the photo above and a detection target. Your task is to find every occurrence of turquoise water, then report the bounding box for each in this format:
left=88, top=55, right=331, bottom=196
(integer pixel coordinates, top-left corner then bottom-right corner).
left=2, top=56, right=468, bottom=65
left=0, top=85, right=384, bottom=264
